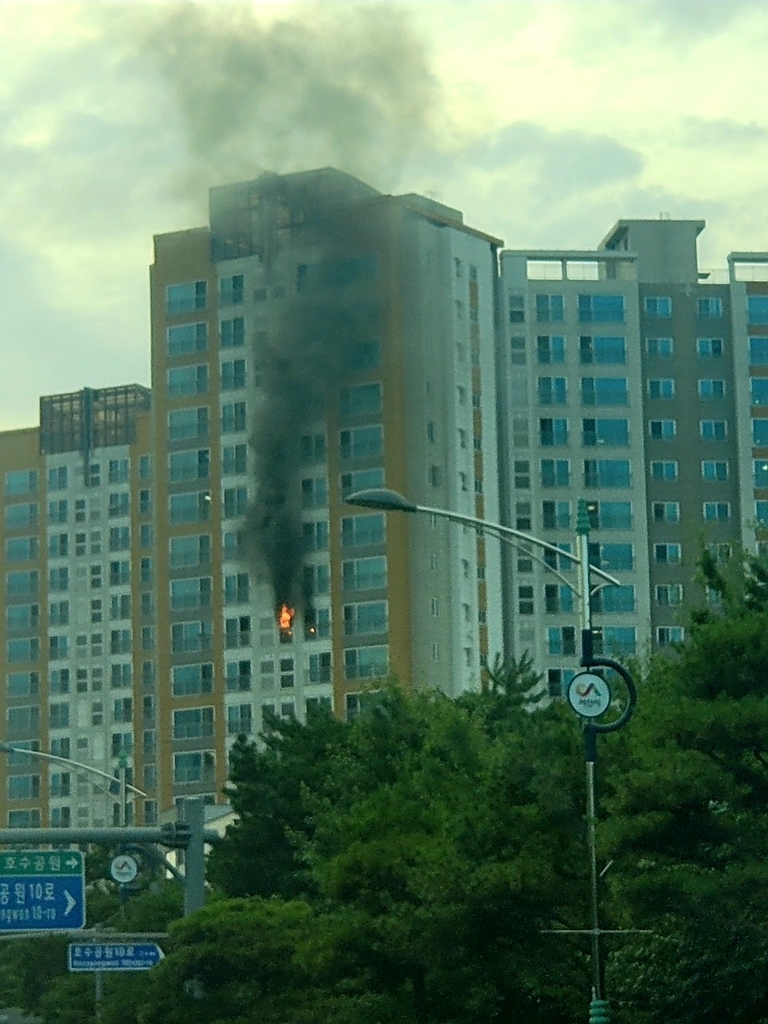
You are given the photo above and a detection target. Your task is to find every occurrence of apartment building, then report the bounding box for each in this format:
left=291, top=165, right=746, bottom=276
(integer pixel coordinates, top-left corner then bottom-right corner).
left=498, top=218, right=763, bottom=696
left=0, top=385, right=157, bottom=828
left=149, top=168, right=504, bottom=810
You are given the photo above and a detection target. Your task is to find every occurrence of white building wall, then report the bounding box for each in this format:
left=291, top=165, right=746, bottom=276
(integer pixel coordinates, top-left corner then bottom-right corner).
left=499, top=251, right=651, bottom=693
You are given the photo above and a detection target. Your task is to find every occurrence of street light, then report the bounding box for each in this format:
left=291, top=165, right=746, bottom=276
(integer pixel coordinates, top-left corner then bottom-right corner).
left=345, top=487, right=621, bottom=656
left=0, top=741, right=147, bottom=825
left=345, top=487, right=637, bottom=1024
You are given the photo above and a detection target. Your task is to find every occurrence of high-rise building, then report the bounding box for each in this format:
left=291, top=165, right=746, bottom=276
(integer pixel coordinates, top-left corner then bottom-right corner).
left=0, top=385, right=154, bottom=827
left=498, top=218, right=766, bottom=698
left=150, top=168, right=504, bottom=810
left=3, top=174, right=768, bottom=828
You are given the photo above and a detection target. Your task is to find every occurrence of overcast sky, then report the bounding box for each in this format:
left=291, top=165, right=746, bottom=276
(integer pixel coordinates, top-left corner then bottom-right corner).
left=2, top=0, right=768, bottom=431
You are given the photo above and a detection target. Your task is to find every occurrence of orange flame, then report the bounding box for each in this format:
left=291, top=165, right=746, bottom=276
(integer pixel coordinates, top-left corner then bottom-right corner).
left=278, top=604, right=294, bottom=632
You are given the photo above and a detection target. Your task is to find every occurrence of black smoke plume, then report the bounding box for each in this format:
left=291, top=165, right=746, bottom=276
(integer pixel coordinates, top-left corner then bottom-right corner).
left=236, top=172, right=385, bottom=613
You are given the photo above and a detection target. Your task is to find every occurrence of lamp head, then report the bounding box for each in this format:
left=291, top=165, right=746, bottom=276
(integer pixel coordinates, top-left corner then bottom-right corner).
left=345, top=488, right=418, bottom=513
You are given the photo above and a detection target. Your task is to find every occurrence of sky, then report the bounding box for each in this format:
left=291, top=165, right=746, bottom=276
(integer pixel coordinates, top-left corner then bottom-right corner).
left=2, top=0, right=768, bottom=431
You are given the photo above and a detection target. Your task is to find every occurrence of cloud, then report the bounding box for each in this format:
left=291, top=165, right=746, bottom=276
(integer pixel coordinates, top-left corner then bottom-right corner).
left=0, top=0, right=443, bottom=429
left=468, top=121, right=643, bottom=196
left=680, top=117, right=768, bottom=148
left=644, top=0, right=765, bottom=37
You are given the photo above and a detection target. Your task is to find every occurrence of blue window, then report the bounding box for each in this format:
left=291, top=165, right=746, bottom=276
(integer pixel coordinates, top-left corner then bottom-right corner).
left=697, top=337, right=723, bottom=357
left=5, top=537, right=38, bottom=562
left=748, top=296, right=768, bottom=325
left=750, top=337, right=768, bottom=365
left=700, top=420, right=726, bottom=440
left=221, top=360, right=246, bottom=390
left=580, top=336, right=626, bottom=364
left=644, top=296, right=672, bottom=317
left=538, top=377, right=567, bottom=404
left=5, top=502, right=38, bottom=529
left=698, top=379, right=725, bottom=400
left=701, top=460, right=728, bottom=482
left=168, top=407, right=209, bottom=442
left=547, top=627, right=576, bottom=656
left=582, top=418, right=629, bottom=447
left=341, top=514, right=386, bottom=548
left=646, top=337, right=673, bottom=357
left=648, top=420, right=676, bottom=440
left=650, top=461, right=678, bottom=481
left=166, top=281, right=206, bottom=315
left=579, top=294, right=625, bottom=323
left=344, top=645, right=389, bottom=681
left=341, top=468, right=384, bottom=499
left=5, top=471, right=37, bottom=497
left=588, top=501, right=633, bottom=530
left=581, top=378, right=628, bottom=406
left=539, top=418, right=568, bottom=446
left=593, top=540, right=634, bottom=573
left=698, top=296, right=723, bottom=317
left=583, top=460, right=631, bottom=488
left=343, top=601, right=388, bottom=635
left=339, top=426, right=383, bottom=461
left=703, top=502, right=730, bottom=522
left=542, top=501, right=571, bottom=529
left=537, top=336, right=566, bottom=363
left=600, top=626, right=637, bottom=656
left=167, top=365, right=208, bottom=397
left=753, top=420, right=768, bottom=446
left=754, top=460, right=768, bottom=487
left=167, top=322, right=207, bottom=357
left=219, top=275, right=244, bottom=306
left=220, top=317, right=245, bottom=348
left=598, top=585, right=636, bottom=613
left=751, top=379, right=768, bottom=406
left=535, top=294, right=564, bottom=322
left=541, top=459, right=570, bottom=487
left=544, top=585, right=574, bottom=614
left=340, top=383, right=383, bottom=418
left=342, top=557, right=387, bottom=592
left=648, top=378, right=675, bottom=399
left=757, top=501, right=768, bottom=524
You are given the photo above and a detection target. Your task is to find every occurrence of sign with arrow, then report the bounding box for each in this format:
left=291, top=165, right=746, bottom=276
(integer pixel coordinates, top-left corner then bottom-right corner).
left=0, top=850, right=85, bottom=932
left=68, top=942, right=164, bottom=972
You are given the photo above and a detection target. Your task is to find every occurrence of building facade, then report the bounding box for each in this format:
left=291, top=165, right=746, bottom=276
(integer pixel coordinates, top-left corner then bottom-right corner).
left=498, top=218, right=766, bottom=697
left=0, top=386, right=156, bottom=828
left=149, top=168, right=504, bottom=812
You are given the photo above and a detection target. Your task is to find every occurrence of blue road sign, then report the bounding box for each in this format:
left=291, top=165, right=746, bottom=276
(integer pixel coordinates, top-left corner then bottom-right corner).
left=68, top=942, right=164, bottom=972
left=0, top=850, right=85, bottom=932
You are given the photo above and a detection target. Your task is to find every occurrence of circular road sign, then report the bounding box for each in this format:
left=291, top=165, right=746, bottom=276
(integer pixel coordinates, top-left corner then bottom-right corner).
left=567, top=671, right=612, bottom=719
left=110, top=854, right=139, bottom=885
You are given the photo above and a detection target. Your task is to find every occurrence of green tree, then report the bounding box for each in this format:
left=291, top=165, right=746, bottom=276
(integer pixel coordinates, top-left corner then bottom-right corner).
left=133, top=687, right=591, bottom=1024
left=602, top=552, right=768, bottom=1024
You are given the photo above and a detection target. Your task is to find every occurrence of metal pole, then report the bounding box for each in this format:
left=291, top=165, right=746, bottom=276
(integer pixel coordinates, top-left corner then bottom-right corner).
left=182, top=798, right=206, bottom=916
left=118, top=748, right=128, bottom=827
left=585, top=728, right=602, bottom=1001
left=576, top=498, right=594, bottom=667
left=94, top=970, right=103, bottom=1022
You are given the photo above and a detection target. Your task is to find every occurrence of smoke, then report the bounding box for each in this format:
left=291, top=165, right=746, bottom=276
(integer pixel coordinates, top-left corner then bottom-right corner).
left=237, top=173, right=385, bottom=612
left=130, top=2, right=435, bottom=608
left=122, top=1, right=440, bottom=201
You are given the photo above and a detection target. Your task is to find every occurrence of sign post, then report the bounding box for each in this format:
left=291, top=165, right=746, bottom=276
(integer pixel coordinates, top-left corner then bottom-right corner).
left=0, top=850, right=85, bottom=932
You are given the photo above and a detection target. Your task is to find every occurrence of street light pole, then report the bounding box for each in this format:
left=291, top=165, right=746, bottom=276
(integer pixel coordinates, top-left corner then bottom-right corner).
left=345, top=488, right=637, bottom=1024
left=0, top=742, right=147, bottom=804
